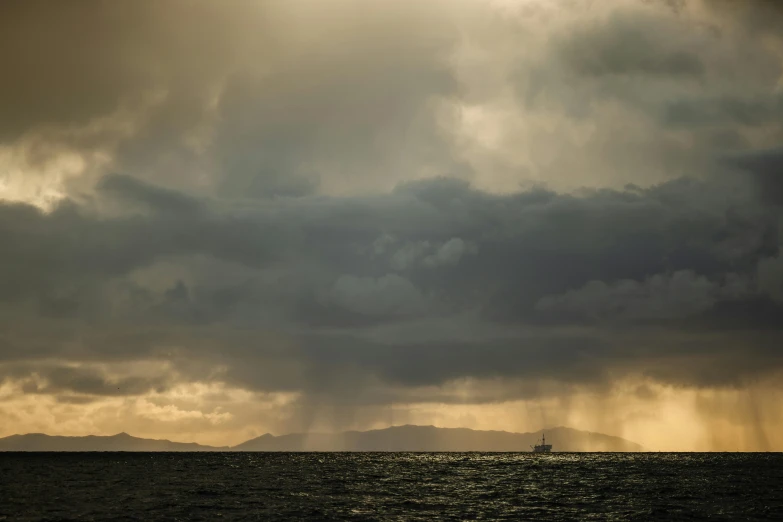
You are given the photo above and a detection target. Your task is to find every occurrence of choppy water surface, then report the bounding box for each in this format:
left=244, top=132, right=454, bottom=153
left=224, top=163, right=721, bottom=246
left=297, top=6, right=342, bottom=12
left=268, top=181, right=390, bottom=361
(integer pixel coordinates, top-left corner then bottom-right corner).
left=1, top=453, right=781, bottom=521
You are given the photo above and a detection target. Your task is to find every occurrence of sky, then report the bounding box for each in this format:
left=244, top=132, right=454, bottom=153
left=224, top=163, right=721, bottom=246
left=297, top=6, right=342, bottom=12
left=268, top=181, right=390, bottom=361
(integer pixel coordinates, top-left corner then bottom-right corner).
left=1, top=0, right=782, bottom=451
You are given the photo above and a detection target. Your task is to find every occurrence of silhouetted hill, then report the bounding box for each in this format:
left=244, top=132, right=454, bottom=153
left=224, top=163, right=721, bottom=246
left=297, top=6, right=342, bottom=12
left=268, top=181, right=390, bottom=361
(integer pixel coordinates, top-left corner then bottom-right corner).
left=232, top=425, right=644, bottom=452
left=0, top=426, right=643, bottom=451
left=0, top=432, right=227, bottom=451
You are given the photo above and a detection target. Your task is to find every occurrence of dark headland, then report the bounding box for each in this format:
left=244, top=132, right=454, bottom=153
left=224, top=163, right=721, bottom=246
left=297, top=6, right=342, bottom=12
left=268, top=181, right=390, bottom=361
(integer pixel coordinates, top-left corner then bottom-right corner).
left=0, top=425, right=644, bottom=452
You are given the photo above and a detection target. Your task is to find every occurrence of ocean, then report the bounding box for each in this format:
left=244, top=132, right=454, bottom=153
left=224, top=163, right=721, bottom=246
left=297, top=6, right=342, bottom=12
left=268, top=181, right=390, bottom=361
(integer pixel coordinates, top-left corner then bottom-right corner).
left=1, top=453, right=781, bottom=520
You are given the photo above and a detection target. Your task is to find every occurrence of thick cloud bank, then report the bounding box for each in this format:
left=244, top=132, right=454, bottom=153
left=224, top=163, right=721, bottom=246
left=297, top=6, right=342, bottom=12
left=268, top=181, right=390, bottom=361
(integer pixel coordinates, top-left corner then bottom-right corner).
left=2, top=173, right=781, bottom=395
left=1, top=0, right=782, bottom=448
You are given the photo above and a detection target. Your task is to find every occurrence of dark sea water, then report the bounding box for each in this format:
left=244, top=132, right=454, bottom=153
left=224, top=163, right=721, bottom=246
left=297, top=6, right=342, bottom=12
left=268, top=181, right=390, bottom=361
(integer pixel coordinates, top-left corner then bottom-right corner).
left=1, top=453, right=781, bottom=521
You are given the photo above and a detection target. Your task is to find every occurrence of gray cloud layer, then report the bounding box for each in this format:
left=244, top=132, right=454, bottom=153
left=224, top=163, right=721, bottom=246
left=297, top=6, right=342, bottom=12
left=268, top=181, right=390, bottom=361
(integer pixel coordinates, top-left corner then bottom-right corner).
left=1, top=0, right=783, bottom=413
left=2, top=170, right=782, bottom=402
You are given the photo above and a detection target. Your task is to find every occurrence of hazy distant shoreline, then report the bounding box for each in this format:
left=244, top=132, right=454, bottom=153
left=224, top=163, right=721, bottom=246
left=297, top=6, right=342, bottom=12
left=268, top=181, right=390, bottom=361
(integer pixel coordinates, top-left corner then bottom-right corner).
left=0, top=425, right=644, bottom=452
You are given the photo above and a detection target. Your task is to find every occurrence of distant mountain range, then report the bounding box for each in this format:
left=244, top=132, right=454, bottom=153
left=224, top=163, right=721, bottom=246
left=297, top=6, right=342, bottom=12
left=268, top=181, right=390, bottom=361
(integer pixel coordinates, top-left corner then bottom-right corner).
left=0, top=432, right=227, bottom=452
left=233, top=425, right=644, bottom=452
left=0, top=425, right=644, bottom=452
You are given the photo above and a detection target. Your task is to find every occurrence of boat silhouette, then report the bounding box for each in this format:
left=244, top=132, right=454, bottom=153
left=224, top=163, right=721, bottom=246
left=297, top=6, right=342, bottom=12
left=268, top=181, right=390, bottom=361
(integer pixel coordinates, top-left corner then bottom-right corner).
left=531, top=432, right=553, bottom=453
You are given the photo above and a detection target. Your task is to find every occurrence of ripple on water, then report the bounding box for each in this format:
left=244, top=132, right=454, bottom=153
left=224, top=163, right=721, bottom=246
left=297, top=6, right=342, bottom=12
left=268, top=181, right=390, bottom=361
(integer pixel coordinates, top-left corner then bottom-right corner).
left=0, top=452, right=782, bottom=520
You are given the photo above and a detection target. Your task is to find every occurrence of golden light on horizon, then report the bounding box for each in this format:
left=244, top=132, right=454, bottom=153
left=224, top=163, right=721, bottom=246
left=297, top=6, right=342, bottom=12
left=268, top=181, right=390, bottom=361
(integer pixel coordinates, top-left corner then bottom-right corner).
left=2, top=371, right=782, bottom=451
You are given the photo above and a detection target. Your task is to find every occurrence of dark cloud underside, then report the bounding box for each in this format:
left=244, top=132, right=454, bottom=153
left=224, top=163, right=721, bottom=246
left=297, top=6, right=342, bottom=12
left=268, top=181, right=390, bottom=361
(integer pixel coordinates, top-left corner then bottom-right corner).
left=1, top=0, right=783, bottom=420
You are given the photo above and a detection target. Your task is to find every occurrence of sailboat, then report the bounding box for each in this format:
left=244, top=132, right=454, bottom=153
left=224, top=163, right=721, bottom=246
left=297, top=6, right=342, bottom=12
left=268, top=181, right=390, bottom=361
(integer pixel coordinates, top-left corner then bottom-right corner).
left=531, top=432, right=553, bottom=453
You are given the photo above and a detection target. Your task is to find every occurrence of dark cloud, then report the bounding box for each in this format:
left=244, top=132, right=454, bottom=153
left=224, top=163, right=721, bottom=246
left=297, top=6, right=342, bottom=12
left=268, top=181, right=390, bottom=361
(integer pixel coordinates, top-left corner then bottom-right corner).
left=0, top=361, right=172, bottom=398
left=1, top=168, right=782, bottom=401
left=724, top=148, right=783, bottom=206
left=34, top=367, right=169, bottom=397
left=97, top=174, right=205, bottom=216
left=687, top=296, right=783, bottom=332
left=0, top=0, right=468, bottom=199
left=535, top=270, right=740, bottom=322
left=494, top=0, right=782, bottom=200
left=559, top=8, right=705, bottom=79
left=0, top=0, right=249, bottom=141
left=664, top=94, right=783, bottom=128
left=701, top=0, right=783, bottom=37
left=2, top=0, right=783, bottom=432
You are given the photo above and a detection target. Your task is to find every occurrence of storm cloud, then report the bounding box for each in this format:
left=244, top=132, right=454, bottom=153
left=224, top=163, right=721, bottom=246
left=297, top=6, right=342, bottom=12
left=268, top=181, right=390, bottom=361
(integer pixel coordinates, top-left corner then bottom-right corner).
left=1, top=0, right=783, bottom=449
